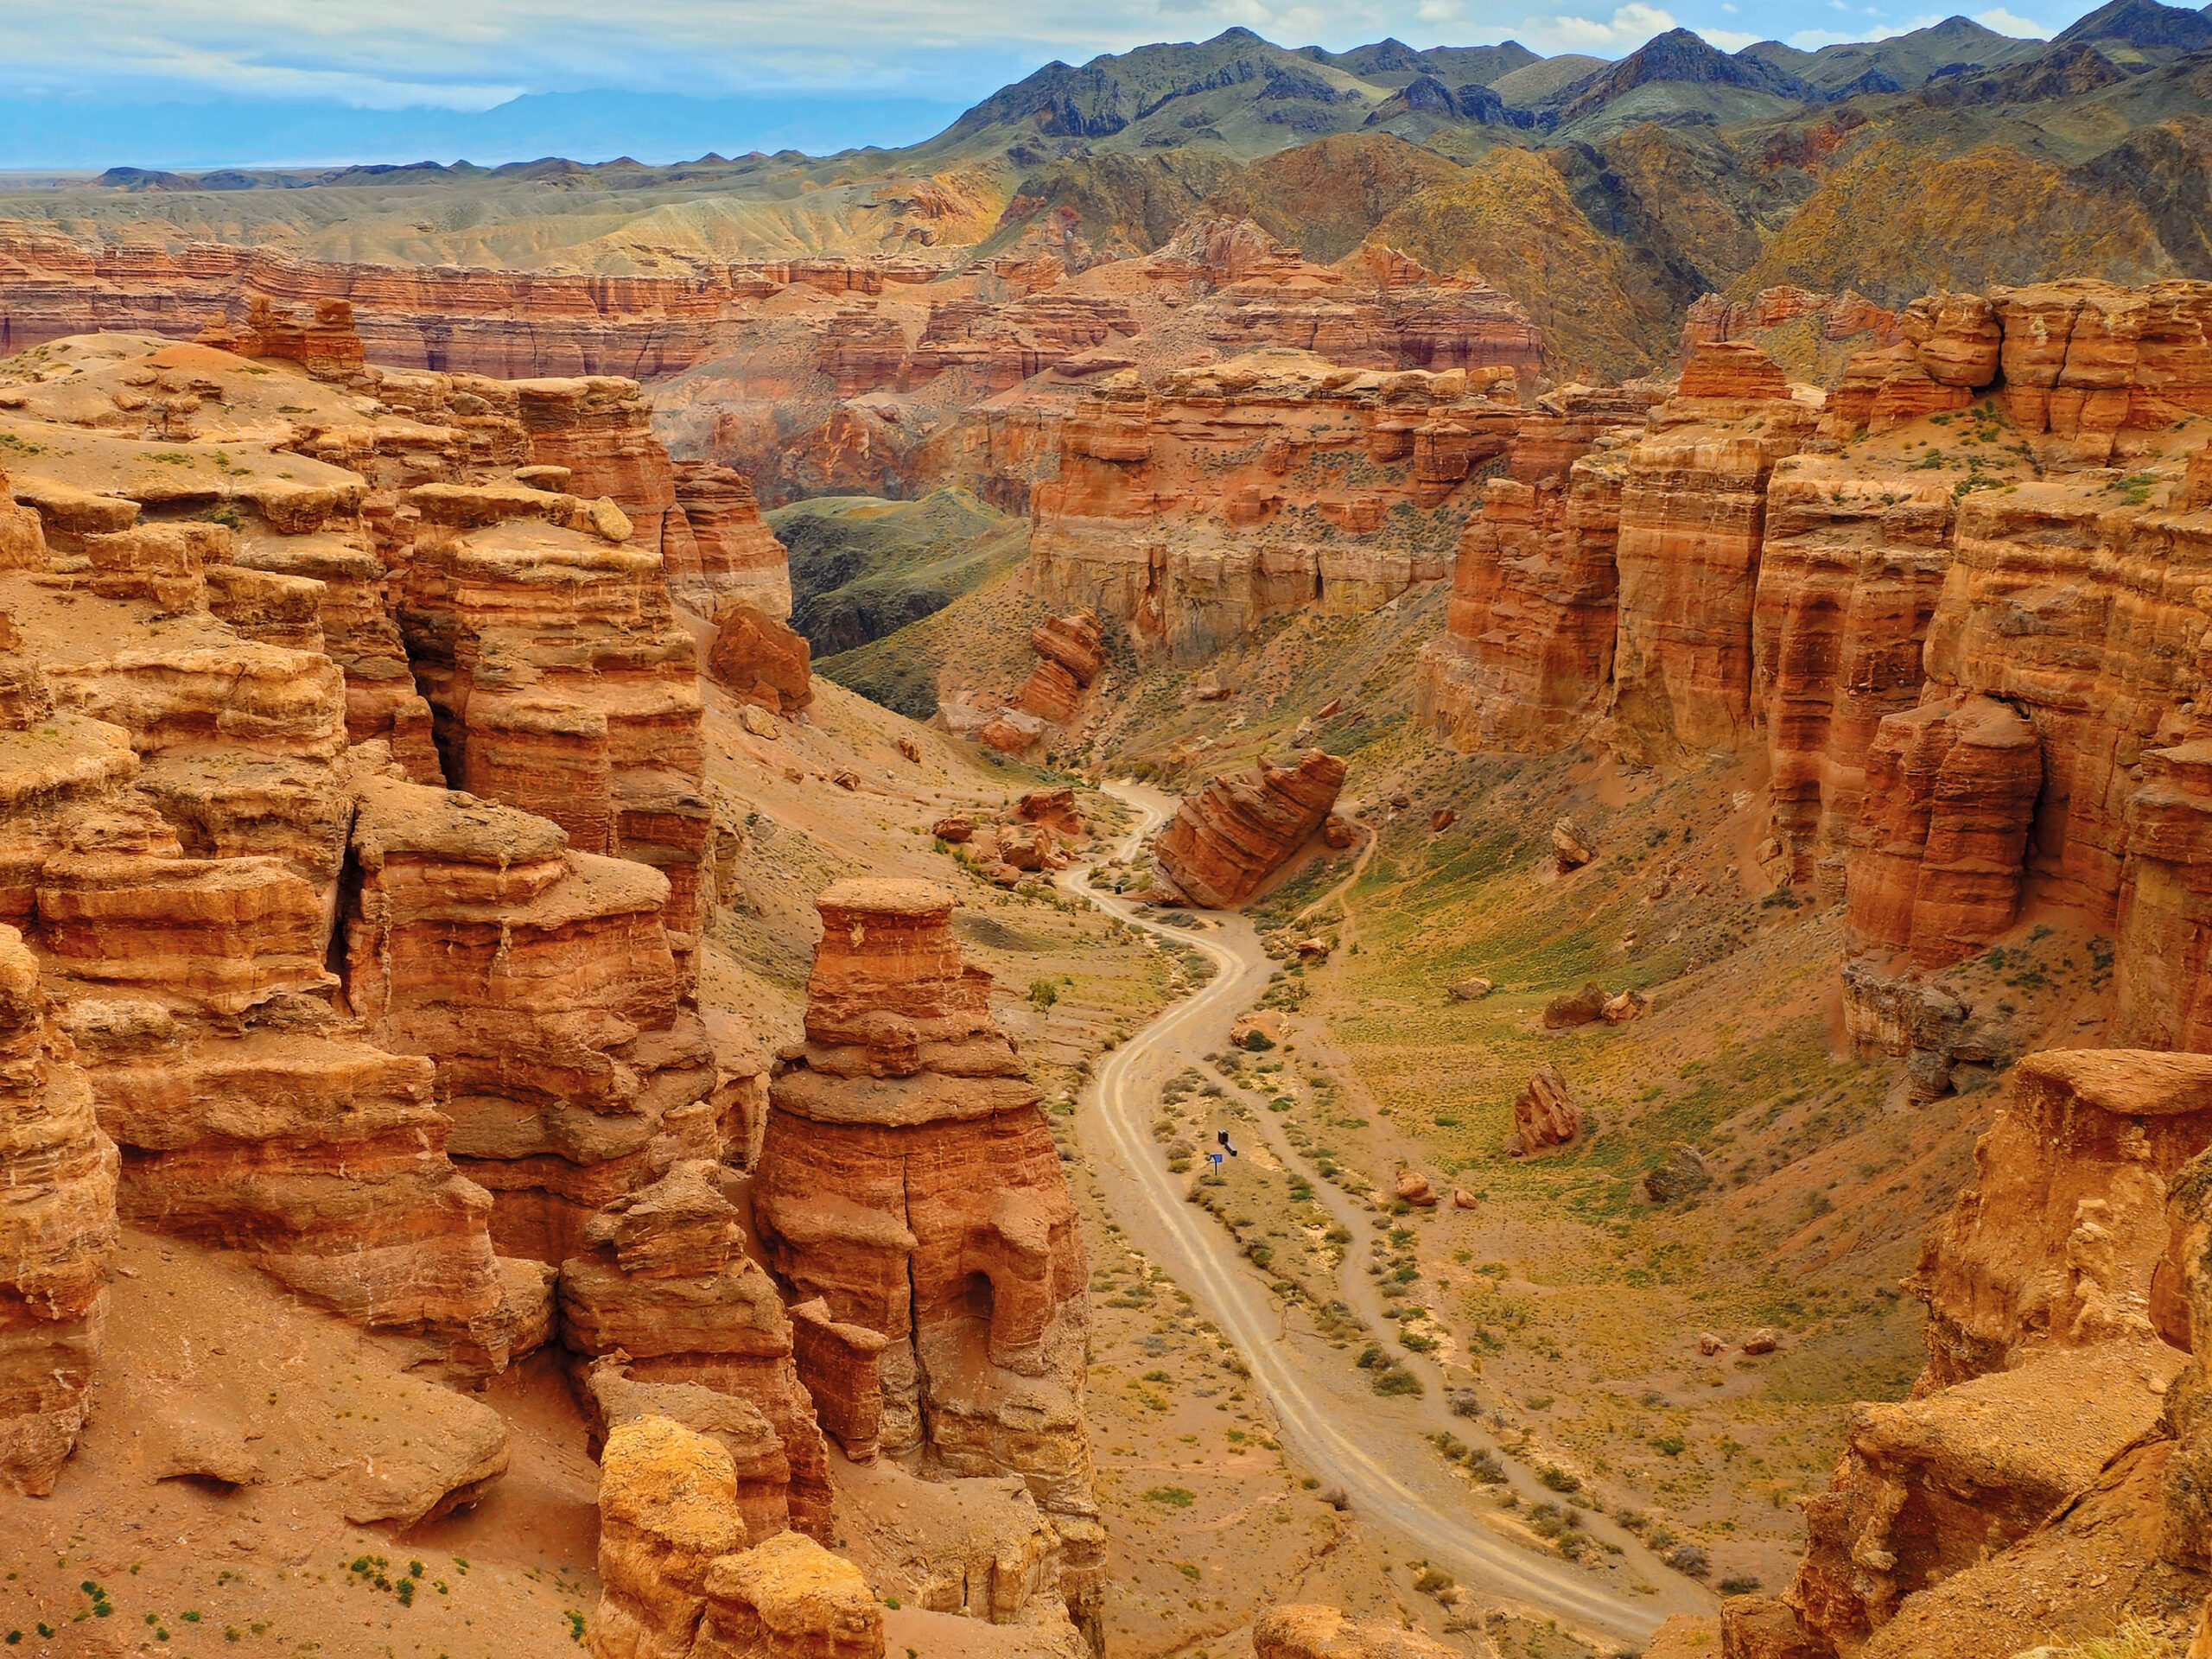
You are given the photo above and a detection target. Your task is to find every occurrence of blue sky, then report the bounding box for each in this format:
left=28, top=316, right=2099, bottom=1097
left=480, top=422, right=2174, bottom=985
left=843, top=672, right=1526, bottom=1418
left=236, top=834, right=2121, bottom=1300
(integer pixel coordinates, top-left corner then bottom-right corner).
left=2, top=0, right=2075, bottom=117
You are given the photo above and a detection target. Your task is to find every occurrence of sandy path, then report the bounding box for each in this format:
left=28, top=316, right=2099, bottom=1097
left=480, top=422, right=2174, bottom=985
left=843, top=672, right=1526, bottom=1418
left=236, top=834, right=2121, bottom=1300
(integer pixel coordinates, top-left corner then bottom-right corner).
left=1062, top=784, right=1677, bottom=1649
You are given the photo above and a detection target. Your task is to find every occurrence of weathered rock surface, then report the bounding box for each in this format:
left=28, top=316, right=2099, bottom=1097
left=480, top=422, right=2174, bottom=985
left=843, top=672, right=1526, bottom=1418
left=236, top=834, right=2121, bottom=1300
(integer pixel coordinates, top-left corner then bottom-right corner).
left=1513, top=1064, right=1581, bottom=1154
left=1013, top=610, right=1105, bottom=725
left=671, top=460, right=794, bottom=619
left=0, top=923, right=115, bottom=1494
left=562, top=1161, right=833, bottom=1541
left=1910, top=1048, right=2212, bottom=1388
left=594, top=1413, right=884, bottom=1659
left=1253, top=1605, right=1462, bottom=1659
left=708, top=603, right=815, bottom=717
left=1154, top=750, right=1347, bottom=908
left=753, top=879, right=1099, bottom=1639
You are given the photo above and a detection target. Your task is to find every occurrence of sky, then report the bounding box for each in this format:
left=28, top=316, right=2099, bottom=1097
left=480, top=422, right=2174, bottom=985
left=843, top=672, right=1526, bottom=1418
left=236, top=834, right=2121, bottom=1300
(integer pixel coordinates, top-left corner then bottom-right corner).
left=0, top=0, right=2082, bottom=166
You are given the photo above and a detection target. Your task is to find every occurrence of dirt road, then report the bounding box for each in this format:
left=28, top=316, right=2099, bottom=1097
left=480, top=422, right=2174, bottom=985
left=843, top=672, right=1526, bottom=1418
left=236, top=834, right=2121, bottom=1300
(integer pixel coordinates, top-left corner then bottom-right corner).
left=1063, top=784, right=1688, bottom=1649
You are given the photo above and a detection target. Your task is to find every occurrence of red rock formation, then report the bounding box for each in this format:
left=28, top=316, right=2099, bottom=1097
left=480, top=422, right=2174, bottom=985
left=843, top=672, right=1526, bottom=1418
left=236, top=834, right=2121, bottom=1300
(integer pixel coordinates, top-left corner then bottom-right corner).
left=1844, top=694, right=2043, bottom=969
left=1028, top=348, right=1518, bottom=659
left=560, top=1160, right=832, bottom=1541
left=1682, top=286, right=1902, bottom=356
left=236, top=297, right=368, bottom=379
left=1608, top=341, right=1821, bottom=761
left=1013, top=609, right=1104, bottom=724
left=1753, top=464, right=1957, bottom=887
left=752, top=879, right=1098, bottom=1638
left=1513, top=1065, right=1581, bottom=1154
left=0, top=924, right=115, bottom=1495
left=671, top=460, right=793, bottom=619
left=1417, top=455, right=1626, bottom=752
left=342, top=775, right=712, bottom=1264
left=707, top=604, right=813, bottom=717
left=395, top=482, right=710, bottom=960
left=1154, top=750, right=1348, bottom=908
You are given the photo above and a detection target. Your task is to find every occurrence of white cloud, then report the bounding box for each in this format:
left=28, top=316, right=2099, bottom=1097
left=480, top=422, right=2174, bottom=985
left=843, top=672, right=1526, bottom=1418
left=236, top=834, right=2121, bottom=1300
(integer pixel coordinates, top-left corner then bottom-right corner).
left=1516, top=1, right=1677, bottom=53
left=0, top=0, right=2029, bottom=108
left=1974, top=7, right=2050, bottom=35
left=1703, top=26, right=1758, bottom=48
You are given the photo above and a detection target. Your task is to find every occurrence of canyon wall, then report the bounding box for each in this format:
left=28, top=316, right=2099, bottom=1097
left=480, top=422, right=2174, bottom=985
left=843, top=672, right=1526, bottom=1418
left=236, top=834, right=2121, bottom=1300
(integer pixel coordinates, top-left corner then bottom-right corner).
left=1422, top=281, right=2212, bottom=1074
left=0, top=329, right=779, bottom=1502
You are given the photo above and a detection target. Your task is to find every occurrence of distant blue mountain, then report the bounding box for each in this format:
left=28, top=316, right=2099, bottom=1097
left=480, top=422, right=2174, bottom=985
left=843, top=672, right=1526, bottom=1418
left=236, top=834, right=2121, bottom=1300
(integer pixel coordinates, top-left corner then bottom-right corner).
left=0, top=90, right=970, bottom=170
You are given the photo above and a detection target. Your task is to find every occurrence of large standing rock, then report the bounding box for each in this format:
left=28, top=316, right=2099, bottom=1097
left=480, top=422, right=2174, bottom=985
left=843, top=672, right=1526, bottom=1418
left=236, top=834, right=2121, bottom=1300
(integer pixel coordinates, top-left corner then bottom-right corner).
left=1014, top=610, right=1105, bottom=724
left=561, top=1160, right=834, bottom=1541
left=752, top=879, right=1100, bottom=1640
left=1154, top=750, right=1347, bottom=908
left=1513, top=1065, right=1580, bottom=1154
left=708, top=603, right=815, bottom=717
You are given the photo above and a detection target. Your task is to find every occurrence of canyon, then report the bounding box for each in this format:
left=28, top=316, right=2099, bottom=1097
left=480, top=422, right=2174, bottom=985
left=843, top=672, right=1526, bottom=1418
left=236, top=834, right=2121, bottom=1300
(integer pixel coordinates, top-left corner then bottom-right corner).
left=8, top=6, right=2212, bottom=1656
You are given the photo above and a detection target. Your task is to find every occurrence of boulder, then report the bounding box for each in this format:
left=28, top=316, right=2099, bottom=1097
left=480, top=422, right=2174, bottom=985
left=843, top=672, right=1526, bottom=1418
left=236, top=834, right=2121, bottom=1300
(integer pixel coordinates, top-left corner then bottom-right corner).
left=1541, top=982, right=1608, bottom=1028
left=708, top=602, right=814, bottom=717
left=1513, top=1065, right=1580, bottom=1154
left=1741, top=1328, right=1778, bottom=1356
left=931, top=817, right=974, bottom=843
left=1154, top=750, right=1348, bottom=908
left=1395, top=1170, right=1437, bottom=1207
left=1447, top=976, right=1494, bottom=1001
left=1551, top=816, right=1596, bottom=869
left=1602, top=988, right=1650, bottom=1024
left=1451, top=1189, right=1477, bottom=1210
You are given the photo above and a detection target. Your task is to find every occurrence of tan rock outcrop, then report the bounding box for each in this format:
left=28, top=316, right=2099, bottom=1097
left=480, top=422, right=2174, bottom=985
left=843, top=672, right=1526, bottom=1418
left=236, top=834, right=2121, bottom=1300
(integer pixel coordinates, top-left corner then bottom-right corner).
left=708, top=604, right=814, bottom=717
left=752, top=880, right=1098, bottom=1639
left=1154, top=750, right=1347, bottom=908
left=0, top=924, right=115, bottom=1495
left=1911, top=1048, right=2212, bottom=1388
left=563, top=1161, right=832, bottom=1542
left=1252, top=1605, right=1462, bottom=1659
left=594, top=1414, right=885, bottom=1659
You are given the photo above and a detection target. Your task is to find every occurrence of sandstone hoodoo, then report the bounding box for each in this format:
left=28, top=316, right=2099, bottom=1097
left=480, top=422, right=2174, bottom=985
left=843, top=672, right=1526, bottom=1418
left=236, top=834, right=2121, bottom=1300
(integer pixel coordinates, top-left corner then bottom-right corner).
left=752, top=878, right=1100, bottom=1639
left=1154, top=749, right=1349, bottom=908
left=1014, top=609, right=1106, bottom=726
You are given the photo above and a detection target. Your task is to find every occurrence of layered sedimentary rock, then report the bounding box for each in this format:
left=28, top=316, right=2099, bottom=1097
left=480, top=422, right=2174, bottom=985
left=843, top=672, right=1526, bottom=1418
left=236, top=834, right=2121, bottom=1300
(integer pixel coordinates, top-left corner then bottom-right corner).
left=0, top=924, right=115, bottom=1494
left=1154, top=750, right=1348, bottom=908
left=1736, top=1048, right=2212, bottom=1659
left=1416, top=452, right=1628, bottom=752
left=1608, top=346, right=1821, bottom=763
left=396, top=481, right=712, bottom=959
left=343, top=774, right=713, bottom=1264
left=1752, top=462, right=1957, bottom=887
left=1027, top=347, right=1518, bottom=660
left=671, top=461, right=794, bottom=618
left=594, top=1414, right=882, bottom=1659
left=752, top=880, right=1099, bottom=1639
left=562, top=1161, right=832, bottom=1541
left=1843, top=693, right=2043, bottom=970
left=1910, top=1048, right=2212, bottom=1387
left=1013, top=610, right=1105, bottom=725
left=707, top=604, right=814, bottom=717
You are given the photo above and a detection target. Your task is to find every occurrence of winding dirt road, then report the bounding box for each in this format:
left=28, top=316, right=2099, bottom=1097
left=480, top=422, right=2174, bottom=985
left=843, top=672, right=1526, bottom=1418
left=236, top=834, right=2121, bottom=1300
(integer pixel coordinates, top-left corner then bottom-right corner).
left=1063, top=784, right=1687, bottom=1650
